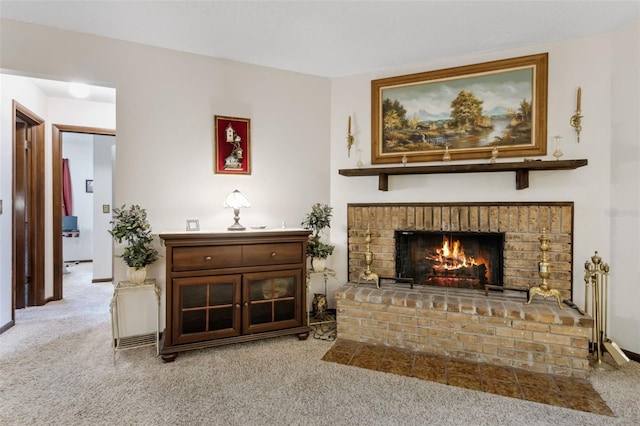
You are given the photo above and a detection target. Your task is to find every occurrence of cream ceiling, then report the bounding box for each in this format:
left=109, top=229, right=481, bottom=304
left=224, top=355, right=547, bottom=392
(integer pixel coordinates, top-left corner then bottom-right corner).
left=1, top=0, right=638, bottom=79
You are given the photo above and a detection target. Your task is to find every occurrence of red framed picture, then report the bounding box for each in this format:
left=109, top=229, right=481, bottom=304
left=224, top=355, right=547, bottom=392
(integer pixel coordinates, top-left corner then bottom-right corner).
left=214, top=115, right=251, bottom=174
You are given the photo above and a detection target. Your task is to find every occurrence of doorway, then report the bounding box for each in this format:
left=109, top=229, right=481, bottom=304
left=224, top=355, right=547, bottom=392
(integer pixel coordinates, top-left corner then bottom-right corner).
left=12, top=101, right=45, bottom=313
left=52, top=125, right=116, bottom=300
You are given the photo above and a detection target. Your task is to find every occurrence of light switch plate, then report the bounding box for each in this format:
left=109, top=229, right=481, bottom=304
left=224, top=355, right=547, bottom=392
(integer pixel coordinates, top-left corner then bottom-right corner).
left=103, top=204, right=110, bottom=214
left=0, top=199, right=3, bottom=214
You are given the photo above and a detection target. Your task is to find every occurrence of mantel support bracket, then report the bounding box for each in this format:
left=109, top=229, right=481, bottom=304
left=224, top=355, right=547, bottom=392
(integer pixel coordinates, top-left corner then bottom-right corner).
left=515, top=170, right=529, bottom=190
left=379, top=174, right=389, bottom=191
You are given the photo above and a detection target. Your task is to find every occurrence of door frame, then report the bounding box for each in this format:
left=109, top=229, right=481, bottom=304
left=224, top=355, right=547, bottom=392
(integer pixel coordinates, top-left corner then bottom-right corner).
left=52, top=125, right=116, bottom=300
left=12, top=101, right=45, bottom=317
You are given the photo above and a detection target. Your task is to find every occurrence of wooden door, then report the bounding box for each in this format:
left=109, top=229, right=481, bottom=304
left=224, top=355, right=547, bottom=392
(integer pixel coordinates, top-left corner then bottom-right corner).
left=172, top=275, right=242, bottom=345
left=243, top=269, right=302, bottom=334
left=12, top=101, right=45, bottom=313
left=13, top=121, right=29, bottom=308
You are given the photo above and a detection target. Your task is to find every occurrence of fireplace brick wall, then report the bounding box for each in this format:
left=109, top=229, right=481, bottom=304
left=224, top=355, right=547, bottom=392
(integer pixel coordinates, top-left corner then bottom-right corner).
left=347, top=202, right=574, bottom=299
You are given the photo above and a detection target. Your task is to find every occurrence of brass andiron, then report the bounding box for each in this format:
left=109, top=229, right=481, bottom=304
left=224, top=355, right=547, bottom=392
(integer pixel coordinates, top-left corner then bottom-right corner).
left=584, top=251, right=629, bottom=367
left=570, top=87, right=583, bottom=143
left=356, top=225, right=379, bottom=288
left=526, top=228, right=564, bottom=309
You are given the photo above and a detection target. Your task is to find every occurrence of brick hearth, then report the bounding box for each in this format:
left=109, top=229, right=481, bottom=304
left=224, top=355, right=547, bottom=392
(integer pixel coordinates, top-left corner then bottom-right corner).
left=335, top=284, right=593, bottom=378
left=339, top=202, right=588, bottom=377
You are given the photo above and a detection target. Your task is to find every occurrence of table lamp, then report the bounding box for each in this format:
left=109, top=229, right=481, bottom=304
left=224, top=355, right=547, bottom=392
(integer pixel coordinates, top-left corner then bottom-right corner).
left=224, top=189, right=250, bottom=230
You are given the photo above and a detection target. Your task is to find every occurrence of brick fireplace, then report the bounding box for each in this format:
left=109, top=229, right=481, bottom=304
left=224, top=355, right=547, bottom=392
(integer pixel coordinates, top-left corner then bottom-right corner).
left=347, top=202, right=574, bottom=299
left=336, top=202, right=593, bottom=378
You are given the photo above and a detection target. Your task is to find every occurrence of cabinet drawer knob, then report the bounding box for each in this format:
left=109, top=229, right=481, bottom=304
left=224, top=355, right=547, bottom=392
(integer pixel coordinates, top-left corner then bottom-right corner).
left=235, top=303, right=241, bottom=309
left=271, top=252, right=276, bottom=257
left=244, top=302, right=249, bottom=307
left=204, top=256, right=212, bottom=261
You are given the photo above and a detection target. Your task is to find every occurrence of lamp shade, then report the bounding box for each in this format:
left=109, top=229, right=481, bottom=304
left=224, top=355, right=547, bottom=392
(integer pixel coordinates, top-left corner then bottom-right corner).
left=224, top=190, right=251, bottom=209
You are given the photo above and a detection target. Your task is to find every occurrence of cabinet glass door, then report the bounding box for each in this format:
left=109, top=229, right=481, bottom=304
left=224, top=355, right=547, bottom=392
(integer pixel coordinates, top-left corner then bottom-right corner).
left=243, top=269, right=301, bottom=334
left=173, top=275, right=241, bottom=344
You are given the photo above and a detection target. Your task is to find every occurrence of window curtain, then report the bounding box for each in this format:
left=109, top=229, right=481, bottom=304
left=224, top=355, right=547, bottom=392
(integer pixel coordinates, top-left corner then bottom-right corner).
left=62, top=158, right=72, bottom=216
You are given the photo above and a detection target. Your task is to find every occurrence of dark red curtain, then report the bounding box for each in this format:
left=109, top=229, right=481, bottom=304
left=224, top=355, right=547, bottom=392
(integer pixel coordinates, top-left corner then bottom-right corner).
left=62, top=158, right=72, bottom=216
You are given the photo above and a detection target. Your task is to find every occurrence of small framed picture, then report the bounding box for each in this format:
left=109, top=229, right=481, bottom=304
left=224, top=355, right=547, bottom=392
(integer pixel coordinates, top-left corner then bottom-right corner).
left=186, top=219, right=200, bottom=231
left=85, top=179, right=93, bottom=193
left=214, top=115, right=251, bottom=175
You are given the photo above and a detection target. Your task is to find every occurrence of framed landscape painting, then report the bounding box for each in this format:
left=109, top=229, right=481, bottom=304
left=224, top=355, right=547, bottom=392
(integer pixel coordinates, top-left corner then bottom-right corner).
left=371, top=53, right=548, bottom=164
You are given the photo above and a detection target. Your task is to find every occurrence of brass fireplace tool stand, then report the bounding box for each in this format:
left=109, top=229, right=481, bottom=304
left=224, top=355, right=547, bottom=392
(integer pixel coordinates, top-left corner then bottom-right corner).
left=526, top=228, right=564, bottom=309
left=356, top=225, right=379, bottom=288
left=584, top=251, right=629, bottom=368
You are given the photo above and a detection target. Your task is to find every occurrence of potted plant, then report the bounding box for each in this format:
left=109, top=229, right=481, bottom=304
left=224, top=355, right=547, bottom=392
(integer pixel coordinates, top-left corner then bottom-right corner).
left=301, top=203, right=335, bottom=272
left=109, top=204, right=159, bottom=283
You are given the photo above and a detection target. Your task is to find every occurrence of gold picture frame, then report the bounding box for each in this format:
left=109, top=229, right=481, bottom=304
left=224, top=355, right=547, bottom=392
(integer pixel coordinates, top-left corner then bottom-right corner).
left=371, top=53, right=548, bottom=164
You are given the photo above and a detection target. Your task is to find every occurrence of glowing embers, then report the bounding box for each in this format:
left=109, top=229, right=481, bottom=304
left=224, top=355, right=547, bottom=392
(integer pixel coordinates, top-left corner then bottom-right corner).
left=395, top=231, right=504, bottom=290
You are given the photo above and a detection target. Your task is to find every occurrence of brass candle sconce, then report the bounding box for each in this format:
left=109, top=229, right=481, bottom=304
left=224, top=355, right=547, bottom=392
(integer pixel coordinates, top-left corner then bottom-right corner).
left=570, top=87, right=583, bottom=143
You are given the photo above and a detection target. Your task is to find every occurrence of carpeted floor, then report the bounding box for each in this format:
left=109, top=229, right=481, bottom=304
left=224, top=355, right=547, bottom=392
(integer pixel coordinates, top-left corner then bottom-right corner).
left=1, top=262, right=639, bottom=425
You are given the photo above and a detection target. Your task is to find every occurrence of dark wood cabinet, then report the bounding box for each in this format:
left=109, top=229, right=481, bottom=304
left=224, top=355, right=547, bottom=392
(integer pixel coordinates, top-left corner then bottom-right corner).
left=160, top=229, right=311, bottom=361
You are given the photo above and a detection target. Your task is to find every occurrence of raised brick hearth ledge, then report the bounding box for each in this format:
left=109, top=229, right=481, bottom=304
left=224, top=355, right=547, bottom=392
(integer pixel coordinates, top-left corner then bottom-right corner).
left=335, top=284, right=594, bottom=379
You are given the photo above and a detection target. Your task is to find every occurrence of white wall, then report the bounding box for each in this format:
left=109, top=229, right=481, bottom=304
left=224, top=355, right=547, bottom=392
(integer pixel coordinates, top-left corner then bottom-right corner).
left=609, top=23, right=640, bottom=352
left=0, top=19, right=331, bottom=334
left=329, top=27, right=640, bottom=353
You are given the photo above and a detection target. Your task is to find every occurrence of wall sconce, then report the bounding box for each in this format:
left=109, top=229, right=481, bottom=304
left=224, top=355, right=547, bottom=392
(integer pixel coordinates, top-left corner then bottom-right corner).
left=224, top=189, right=250, bottom=231
left=570, top=87, right=583, bottom=143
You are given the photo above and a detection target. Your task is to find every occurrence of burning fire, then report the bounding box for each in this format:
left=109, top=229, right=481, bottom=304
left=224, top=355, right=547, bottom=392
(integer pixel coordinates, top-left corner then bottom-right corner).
left=431, top=237, right=478, bottom=270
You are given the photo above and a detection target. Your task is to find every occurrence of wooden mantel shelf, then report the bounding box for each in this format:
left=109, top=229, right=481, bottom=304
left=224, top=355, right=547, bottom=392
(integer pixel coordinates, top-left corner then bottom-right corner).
left=338, top=159, right=588, bottom=191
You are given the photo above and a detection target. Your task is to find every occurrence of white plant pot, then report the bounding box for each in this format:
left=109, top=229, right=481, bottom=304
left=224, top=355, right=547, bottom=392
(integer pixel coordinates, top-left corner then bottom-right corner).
left=127, top=266, right=147, bottom=284
left=311, top=257, right=326, bottom=272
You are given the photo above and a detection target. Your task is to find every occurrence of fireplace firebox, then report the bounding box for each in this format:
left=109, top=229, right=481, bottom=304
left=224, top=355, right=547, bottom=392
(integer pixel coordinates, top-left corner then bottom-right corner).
left=395, top=231, right=504, bottom=290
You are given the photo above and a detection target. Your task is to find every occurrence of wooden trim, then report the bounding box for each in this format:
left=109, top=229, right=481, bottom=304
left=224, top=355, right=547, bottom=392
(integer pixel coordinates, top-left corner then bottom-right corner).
left=52, top=124, right=116, bottom=301
left=0, top=320, right=15, bottom=335
left=339, top=159, right=588, bottom=191
left=31, top=119, right=45, bottom=305
left=52, top=125, right=62, bottom=300
left=623, top=349, right=640, bottom=363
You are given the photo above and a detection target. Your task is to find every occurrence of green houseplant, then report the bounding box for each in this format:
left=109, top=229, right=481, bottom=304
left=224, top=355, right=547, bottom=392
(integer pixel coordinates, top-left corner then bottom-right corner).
left=109, top=204, right=159, bottom=283
left=301, top=203, right=335, bottom=272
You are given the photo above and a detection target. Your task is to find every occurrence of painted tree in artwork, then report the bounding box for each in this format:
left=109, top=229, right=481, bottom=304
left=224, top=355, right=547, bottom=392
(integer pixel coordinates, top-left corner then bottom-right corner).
left=519, top=98, right=532, bottom=121
left=450, top=90, right=484, bottom=127
left=383, top=98, right=408, bottom=130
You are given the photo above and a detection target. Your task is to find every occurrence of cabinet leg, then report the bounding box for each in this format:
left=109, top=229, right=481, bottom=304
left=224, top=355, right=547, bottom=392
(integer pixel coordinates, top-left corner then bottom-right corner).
left=161, top=353, right=179, bottom=363
left=297, top=332, right=310, bottom=341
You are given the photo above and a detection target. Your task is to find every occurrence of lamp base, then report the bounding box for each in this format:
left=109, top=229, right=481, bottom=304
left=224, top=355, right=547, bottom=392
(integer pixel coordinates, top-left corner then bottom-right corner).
left=227, top=223, right=246, bottom=231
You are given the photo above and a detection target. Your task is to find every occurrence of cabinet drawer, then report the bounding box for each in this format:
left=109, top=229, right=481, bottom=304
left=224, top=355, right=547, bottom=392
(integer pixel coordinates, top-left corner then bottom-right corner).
left=242, top=243, right=302, bottom=266
left=173, top=246, right=242, bottom=271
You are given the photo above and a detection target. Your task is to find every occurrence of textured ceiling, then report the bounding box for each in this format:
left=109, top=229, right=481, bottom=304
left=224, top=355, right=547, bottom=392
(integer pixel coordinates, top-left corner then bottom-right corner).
left=1, top=0, right=639, bottom=78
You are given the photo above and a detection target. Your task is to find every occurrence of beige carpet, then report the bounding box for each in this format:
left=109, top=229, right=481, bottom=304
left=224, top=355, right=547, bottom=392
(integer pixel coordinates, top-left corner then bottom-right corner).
left=1, top=262, right=639, bottom=425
